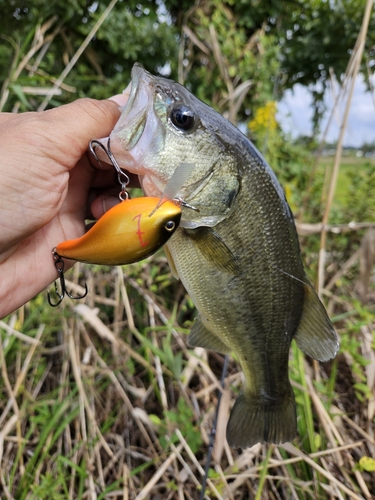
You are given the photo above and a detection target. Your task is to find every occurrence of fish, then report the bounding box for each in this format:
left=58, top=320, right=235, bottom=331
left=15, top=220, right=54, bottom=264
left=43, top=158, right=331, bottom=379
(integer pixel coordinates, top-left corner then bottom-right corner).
left=99, top=63, right=339, bottom=448
left=55, top=197, right=181, bottom=265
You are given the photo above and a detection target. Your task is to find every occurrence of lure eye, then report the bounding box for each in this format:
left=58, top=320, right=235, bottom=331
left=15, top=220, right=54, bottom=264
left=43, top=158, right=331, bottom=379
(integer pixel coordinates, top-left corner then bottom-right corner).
left=165, top=220, right=176, bottom=232
left=169, top=104, right=196, bottom=132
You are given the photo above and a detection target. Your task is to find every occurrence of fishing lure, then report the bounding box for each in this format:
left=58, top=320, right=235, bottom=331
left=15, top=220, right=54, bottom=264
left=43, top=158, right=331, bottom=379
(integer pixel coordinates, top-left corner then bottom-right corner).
left=55, top=196, right=182, bottom=266
left=48, top=138, right=196, bottom=306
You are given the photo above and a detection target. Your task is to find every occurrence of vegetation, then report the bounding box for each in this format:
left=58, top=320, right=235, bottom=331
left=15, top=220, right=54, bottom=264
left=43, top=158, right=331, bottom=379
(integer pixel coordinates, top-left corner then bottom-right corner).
left=1, top=1, right=375, bottom=499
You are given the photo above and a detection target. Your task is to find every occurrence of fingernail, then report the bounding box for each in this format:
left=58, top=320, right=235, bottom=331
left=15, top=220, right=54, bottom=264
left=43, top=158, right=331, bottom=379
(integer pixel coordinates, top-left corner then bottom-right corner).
left=108, top=93, right=129, bottom=107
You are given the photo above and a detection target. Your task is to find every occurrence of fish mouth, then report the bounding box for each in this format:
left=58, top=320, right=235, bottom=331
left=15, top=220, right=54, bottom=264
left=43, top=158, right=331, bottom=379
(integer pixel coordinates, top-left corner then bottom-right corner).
left=112, top=64, right=155, bottom=154
left=112, top=64, right=150, bottom=134
left=107, top=64, right=168, bottom=195
left=93, top=64, right=160, bottom=194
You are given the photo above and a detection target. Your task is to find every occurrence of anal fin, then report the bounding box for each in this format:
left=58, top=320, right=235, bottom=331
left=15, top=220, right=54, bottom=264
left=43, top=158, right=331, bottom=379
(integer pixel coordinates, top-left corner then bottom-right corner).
left=188, top=316, right=231, bottom=354
left=294, top=281, right=339, bottom=361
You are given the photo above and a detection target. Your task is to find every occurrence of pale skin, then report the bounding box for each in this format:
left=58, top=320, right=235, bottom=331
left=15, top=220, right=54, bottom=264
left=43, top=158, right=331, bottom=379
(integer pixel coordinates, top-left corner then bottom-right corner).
left=0, top=96, right=129, bottom=319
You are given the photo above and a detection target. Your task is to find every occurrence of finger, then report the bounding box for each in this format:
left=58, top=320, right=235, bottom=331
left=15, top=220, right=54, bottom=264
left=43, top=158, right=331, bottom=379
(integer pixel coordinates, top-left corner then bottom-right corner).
left=90, top=188, right=122, bottom=219
left=87, top=93, right=129, bottom=169
left=42, top=98, right=127, bottom=169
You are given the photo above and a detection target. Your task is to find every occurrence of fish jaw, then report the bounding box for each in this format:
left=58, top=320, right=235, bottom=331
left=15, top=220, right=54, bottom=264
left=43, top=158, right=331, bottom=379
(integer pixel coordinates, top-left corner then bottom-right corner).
left=108, top=64, right=171, bottom=196
left=110, top=66, right=165, bottom=179
left=93, top=65, right=167, bottom=196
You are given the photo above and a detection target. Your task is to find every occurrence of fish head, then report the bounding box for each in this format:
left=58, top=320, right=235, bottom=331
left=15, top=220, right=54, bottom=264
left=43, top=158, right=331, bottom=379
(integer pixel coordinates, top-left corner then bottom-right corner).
left=107, top=63, right=241, bottom=228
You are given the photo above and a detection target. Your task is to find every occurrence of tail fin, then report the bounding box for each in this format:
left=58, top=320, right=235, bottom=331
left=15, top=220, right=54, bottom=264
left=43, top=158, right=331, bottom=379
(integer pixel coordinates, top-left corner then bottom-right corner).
left=226, top=390, right=297, bottom=448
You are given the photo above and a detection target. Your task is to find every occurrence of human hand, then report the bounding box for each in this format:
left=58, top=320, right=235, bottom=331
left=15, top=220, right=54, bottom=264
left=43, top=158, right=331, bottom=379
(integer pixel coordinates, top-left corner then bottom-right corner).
left=0, top=96, right=128, bottom=318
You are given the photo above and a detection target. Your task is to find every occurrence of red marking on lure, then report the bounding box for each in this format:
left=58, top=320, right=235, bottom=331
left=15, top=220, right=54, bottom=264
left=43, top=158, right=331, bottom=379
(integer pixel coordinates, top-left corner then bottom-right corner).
left=133, top=213, right=150, bottom=247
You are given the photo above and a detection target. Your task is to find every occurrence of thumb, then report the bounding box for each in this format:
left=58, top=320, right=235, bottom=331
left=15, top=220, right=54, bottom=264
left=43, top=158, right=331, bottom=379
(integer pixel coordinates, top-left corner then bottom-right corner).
left=42, top=96, right=127, bottom=168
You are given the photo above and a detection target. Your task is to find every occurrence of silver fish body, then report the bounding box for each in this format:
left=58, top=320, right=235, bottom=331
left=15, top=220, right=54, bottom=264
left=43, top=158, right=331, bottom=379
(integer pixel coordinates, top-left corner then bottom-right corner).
left=105, top=64, right=339, bottom=448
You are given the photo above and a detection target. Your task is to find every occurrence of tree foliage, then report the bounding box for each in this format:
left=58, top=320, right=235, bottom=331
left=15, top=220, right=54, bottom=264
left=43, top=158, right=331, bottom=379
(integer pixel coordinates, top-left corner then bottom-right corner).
left=0, top=0, right=374, bottom=128
left=171, top=0, right=375, bottom=125
left=0, top=0, right=180, bottom=111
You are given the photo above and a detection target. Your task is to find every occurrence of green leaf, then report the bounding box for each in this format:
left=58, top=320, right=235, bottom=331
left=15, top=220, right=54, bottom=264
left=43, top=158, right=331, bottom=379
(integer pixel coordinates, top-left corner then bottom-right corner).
left=359, top=456, right=375, bottom=472
left=10, top=83, right=32, bottom=109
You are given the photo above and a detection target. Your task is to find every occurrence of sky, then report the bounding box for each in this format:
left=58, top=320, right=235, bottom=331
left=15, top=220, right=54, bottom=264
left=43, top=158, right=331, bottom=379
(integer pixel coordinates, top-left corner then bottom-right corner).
left=277, top=75, right=375, bottom=147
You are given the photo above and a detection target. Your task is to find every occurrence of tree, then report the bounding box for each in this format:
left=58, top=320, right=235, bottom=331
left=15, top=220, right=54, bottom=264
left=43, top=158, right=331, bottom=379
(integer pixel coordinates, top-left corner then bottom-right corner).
left=167, top=0, right=375, bottom=126
left=1, top=0, right=374, bottom=132
left=0, top=0, right=179, bottom=111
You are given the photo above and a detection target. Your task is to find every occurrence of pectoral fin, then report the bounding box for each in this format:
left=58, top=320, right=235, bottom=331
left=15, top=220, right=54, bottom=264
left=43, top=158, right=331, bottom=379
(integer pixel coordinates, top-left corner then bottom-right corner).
left=294, top=282, right=339, bottom=361
left=164, top=244, right=179, bottom=280
left=185, top=227, right=240, bottom=274
left=188, top=316, right=231, bottom=354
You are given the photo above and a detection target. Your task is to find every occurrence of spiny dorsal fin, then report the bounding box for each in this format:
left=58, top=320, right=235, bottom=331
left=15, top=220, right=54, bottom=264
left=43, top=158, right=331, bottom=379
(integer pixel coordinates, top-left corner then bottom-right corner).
left=294, top=281, right=339, bottom=361
left=188, top=316, right=231, bottom=354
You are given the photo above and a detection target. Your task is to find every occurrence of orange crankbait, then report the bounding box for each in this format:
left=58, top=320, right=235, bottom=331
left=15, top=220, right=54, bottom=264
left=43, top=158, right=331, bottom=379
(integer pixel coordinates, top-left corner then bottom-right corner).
left=48, top=197, right=181, bottom=306
left=48, top=143, right=196, bottom=306
left=55, top=197, right=181, bottom=265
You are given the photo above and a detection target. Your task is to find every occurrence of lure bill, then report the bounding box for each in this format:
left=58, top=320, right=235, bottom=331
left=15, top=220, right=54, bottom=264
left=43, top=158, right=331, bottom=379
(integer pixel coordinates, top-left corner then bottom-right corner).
left=55, top=197, right=181, bottom=265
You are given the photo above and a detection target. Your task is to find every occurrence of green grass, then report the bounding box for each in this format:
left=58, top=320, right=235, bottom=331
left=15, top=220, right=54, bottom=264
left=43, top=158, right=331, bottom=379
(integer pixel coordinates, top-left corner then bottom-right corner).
left=1, top=244, right=374, bottom=498
left=319, top=155, right=375, bottom=220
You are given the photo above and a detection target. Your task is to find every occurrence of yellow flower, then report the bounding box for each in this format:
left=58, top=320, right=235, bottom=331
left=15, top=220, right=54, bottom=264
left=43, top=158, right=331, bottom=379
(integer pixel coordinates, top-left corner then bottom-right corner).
left=249, top=101, right=278, bottom=134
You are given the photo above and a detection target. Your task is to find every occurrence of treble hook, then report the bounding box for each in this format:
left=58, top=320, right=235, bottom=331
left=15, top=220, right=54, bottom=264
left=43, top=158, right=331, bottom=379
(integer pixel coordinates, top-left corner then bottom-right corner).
left=47, top=250, right=88, bottom=307
left=176, top=199, right=200, bottom=212
left=89, top=138, right=130, bottom=201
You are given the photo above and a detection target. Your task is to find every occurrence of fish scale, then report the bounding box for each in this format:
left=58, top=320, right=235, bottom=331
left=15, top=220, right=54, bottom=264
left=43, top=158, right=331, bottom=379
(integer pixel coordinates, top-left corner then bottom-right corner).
left=101, top=63, right=339, bottom=448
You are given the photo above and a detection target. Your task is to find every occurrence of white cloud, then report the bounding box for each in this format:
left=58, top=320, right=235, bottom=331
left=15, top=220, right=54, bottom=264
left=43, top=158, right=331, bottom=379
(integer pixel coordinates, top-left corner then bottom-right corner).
left=277, top=76, right=375, bottom=147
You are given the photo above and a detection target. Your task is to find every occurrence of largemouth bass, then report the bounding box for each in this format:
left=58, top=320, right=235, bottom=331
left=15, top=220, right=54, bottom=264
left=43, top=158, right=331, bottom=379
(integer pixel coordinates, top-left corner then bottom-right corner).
left=101, top=64, right=339, bottom=448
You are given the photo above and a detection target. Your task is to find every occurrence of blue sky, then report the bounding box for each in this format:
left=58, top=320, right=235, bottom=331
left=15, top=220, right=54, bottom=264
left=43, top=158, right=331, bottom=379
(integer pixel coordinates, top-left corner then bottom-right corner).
left=277, top=75, right=375, bottom=147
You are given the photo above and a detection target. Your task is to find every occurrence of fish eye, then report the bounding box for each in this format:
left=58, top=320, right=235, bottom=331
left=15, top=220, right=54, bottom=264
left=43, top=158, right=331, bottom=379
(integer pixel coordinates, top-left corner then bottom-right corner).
left=169, top=104, right=196, bottom=132
left=165, top=220, right=176, bottom=232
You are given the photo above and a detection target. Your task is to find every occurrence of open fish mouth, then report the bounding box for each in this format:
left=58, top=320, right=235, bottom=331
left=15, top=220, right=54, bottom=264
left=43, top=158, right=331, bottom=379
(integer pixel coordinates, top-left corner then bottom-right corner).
left=93, top=64, right=170, bottom=197
left=95, top=64, right=200, bottom=200
left=111, top=65, right=156, bottom=157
